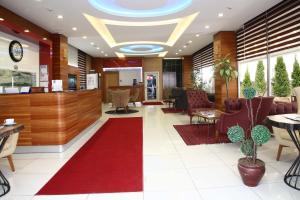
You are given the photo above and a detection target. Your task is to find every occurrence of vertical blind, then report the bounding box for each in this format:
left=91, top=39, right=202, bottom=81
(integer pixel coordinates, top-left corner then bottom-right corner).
left=192, top=43, right=213, bottom=70
left=78, top=50, right=87, bottom=89
left=237, top=0, right=300, bottom=61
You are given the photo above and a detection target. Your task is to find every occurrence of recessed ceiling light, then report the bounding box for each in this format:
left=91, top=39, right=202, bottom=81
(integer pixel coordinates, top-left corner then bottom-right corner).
left=179, top=49, right=182, bottom=52
left=72, top=27, right=77, bottom=31
left=105, top=54, right=108, bottom=57
left=196, top=34, right=200, bottom=37
left=176, top=53, right=178, bottom=55
left=205, top=25, right=210, bottom=29
left=90, top=42, right=94, bottom=45
left=42, top=37, right=47, bottom=40
left=183, top=45, right=187, bottom=48
left=188, top=40, right=192, bottom=43
left=218, top=13, right=224, bottom=17
left=0, top=18, right=4, bottom=21
left=24, top=29, right=30, bottom=33
left=101, top=51, right=104, bottom=54
left=82, top=36, right=87, bottom=39
left=57, top=15, right=63, bottom=19
left=96, top=47, right=100, bottom=50
left=35, top=0, right=42, bottom=2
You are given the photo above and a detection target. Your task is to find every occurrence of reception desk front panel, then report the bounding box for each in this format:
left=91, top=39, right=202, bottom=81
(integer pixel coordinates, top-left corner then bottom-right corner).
left=0, top=90, right=102, bottom=146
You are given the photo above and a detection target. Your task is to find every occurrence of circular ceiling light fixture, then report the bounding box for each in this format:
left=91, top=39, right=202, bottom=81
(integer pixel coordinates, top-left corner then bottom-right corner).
left=120, top=44, right=164, bottom=54
left=88, top=0, right=192, bottom=18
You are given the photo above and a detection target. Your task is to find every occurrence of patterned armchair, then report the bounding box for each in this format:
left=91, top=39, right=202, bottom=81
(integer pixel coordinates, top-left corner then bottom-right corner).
left=186, top=89, right=215, bottom=124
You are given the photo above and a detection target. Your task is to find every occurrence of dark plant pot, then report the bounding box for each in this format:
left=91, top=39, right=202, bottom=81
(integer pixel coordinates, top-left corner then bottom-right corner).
left=238, top=158, right=265, bottom=187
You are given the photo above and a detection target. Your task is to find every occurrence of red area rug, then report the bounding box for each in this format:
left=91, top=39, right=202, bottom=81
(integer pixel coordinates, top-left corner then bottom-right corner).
left=161, top=108, right=184, bottom=113
left=37, top=117, right=143, bottom=195
left=173, top=124, right=231, bottom=145
left=142, top=101, right=163, bottom=105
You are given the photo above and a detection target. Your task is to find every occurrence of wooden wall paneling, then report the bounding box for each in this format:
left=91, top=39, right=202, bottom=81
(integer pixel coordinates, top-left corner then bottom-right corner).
left=213, top=31, right=238, bottom=110
left=0, top=95, right=32, bottom=145
left=0, top=90, right=102, bottom=146
left=183, top=56, right=193, bottom=88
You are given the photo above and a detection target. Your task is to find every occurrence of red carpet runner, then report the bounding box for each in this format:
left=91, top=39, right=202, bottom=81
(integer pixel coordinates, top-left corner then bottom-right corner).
left=161, top=108, right=184, bottom=113
left=37, top=117, right=143, bottom=195
left=174, top=124, right=231, bottom=145
left=142, top=101, right=163, bottom=105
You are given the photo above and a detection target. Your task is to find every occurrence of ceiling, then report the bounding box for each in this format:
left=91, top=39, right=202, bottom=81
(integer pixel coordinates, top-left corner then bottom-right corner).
left=0, top=0, right=282, bottom=58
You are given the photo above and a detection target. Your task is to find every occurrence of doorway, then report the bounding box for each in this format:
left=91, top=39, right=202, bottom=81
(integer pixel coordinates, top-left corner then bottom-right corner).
left=103, top=71, right=119, bottom=102
left=144, top=72, right=159, bottom=101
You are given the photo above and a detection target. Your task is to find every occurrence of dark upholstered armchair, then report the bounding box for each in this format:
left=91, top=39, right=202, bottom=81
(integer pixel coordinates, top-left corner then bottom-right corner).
left=216, top=97, right=274, bottom=136
left=186, top=89, right=215, bottom=124
left=171, top=88, right=188, bottom=111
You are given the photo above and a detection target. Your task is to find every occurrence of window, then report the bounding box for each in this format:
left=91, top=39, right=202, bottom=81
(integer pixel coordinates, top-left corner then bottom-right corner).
left=270, top=47, right=300, bottom=95
left=199, top=66, right=214, bottom=93
left=238, top=57, right=267, bottom=97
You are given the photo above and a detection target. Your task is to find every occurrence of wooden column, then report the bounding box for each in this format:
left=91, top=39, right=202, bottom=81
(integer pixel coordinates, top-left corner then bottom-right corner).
left=51, top=34, right=80, bottom=90
left=214, top=31, right=238, bottom=110
left=183, top=56, right=193, bottom=88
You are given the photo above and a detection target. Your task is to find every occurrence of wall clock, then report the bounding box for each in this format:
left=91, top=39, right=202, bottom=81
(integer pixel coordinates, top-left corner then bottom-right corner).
left=9, top=40, right=23, bottom=62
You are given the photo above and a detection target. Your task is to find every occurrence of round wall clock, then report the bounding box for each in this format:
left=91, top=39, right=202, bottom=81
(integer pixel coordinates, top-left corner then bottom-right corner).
left=9, top=40, right=23, bottom=62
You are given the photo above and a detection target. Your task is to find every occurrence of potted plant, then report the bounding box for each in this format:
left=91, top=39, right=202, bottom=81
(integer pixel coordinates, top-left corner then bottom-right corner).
left=215, top=55, right=238, bottom=99
left=227, top=87, right=271, bottom=187
left=291, top=56, right=300, bottom=88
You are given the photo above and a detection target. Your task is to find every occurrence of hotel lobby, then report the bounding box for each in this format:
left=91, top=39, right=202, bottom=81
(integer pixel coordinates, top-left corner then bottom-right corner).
left=0, top=0, right=300, bottom=199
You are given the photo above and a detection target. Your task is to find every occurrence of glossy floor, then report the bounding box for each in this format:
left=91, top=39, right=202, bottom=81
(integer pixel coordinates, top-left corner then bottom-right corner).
left=0, top=104, right=299, bottom=200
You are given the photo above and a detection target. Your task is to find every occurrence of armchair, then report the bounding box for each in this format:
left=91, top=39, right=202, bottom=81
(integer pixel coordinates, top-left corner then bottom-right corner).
left=111, top=89, right=130, bottom=112
left=0, top=133, right=19, bottom=171
left=186, top=89, right=215, bottom=124
left=129, top=87, right=140, bottom=107
left=272, top=87, right=300, bottom=161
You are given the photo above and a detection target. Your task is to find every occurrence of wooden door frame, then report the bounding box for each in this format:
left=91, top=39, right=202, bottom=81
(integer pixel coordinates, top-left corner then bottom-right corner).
left=103, top=71, right=119, bottom=103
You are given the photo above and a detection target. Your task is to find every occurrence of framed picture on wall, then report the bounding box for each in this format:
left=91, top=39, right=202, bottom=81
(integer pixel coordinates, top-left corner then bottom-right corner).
left=40, top=65, right=48, bottom=82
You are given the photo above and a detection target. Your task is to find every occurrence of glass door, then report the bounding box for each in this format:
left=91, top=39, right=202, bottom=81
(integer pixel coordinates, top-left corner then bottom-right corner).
left=144, top=72, right=159, bottom=101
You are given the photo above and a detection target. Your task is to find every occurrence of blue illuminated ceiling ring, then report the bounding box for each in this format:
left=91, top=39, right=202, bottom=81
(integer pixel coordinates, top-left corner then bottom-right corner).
left=120, top=45, right=164, bottom=54
left=88, top=0, right=193, bottom=17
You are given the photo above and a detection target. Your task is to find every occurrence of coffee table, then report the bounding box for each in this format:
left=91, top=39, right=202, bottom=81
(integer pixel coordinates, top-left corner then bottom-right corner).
left=192, top=108, right=224, bottom=138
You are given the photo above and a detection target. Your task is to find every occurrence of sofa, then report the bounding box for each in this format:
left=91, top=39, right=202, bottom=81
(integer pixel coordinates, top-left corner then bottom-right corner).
left=216, top=97, right=274, bottom=135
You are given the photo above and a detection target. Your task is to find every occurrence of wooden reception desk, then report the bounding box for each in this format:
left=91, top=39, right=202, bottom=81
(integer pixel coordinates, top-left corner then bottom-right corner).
left=0, top=89, right=102, bottom=146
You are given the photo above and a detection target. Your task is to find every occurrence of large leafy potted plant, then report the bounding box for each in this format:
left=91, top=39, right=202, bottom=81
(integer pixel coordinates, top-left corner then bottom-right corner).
left=227, top=87, right=271, bottom=187
left=215, top=56, right=238, bottom=99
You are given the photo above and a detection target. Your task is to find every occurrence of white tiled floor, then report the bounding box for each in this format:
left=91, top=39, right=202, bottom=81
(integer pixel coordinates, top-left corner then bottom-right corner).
left=1, top=103, right=299, bottom=200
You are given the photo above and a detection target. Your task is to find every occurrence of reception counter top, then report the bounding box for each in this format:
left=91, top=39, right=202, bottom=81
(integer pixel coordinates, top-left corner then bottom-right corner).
left=0, top=89, right=102, bottom=147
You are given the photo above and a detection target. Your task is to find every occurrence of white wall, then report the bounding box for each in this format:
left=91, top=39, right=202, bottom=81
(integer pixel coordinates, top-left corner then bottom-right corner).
left=119, top=69, right=142, bottom=86
left=0, top=31, right=39, bottom=86
left=103, top=67, right=142, bottom=86
left=68, top=45, right=78, bottom=67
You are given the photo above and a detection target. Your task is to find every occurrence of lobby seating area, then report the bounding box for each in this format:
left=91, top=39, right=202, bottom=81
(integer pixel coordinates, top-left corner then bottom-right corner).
left=1, top=0, right=300, bottom=199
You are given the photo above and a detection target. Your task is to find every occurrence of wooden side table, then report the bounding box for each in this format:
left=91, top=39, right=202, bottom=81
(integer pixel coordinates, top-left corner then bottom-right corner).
left=267, top=114, right=300, bottom=190
left=0, top=124, right=24, bottom=197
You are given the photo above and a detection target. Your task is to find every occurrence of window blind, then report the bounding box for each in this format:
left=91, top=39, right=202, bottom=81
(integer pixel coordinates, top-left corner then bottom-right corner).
left=78, top=50, right=87, bottom=89
left=192, top=43, right=213, bottom=70
left=236, top=0, right=300, bottom=61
